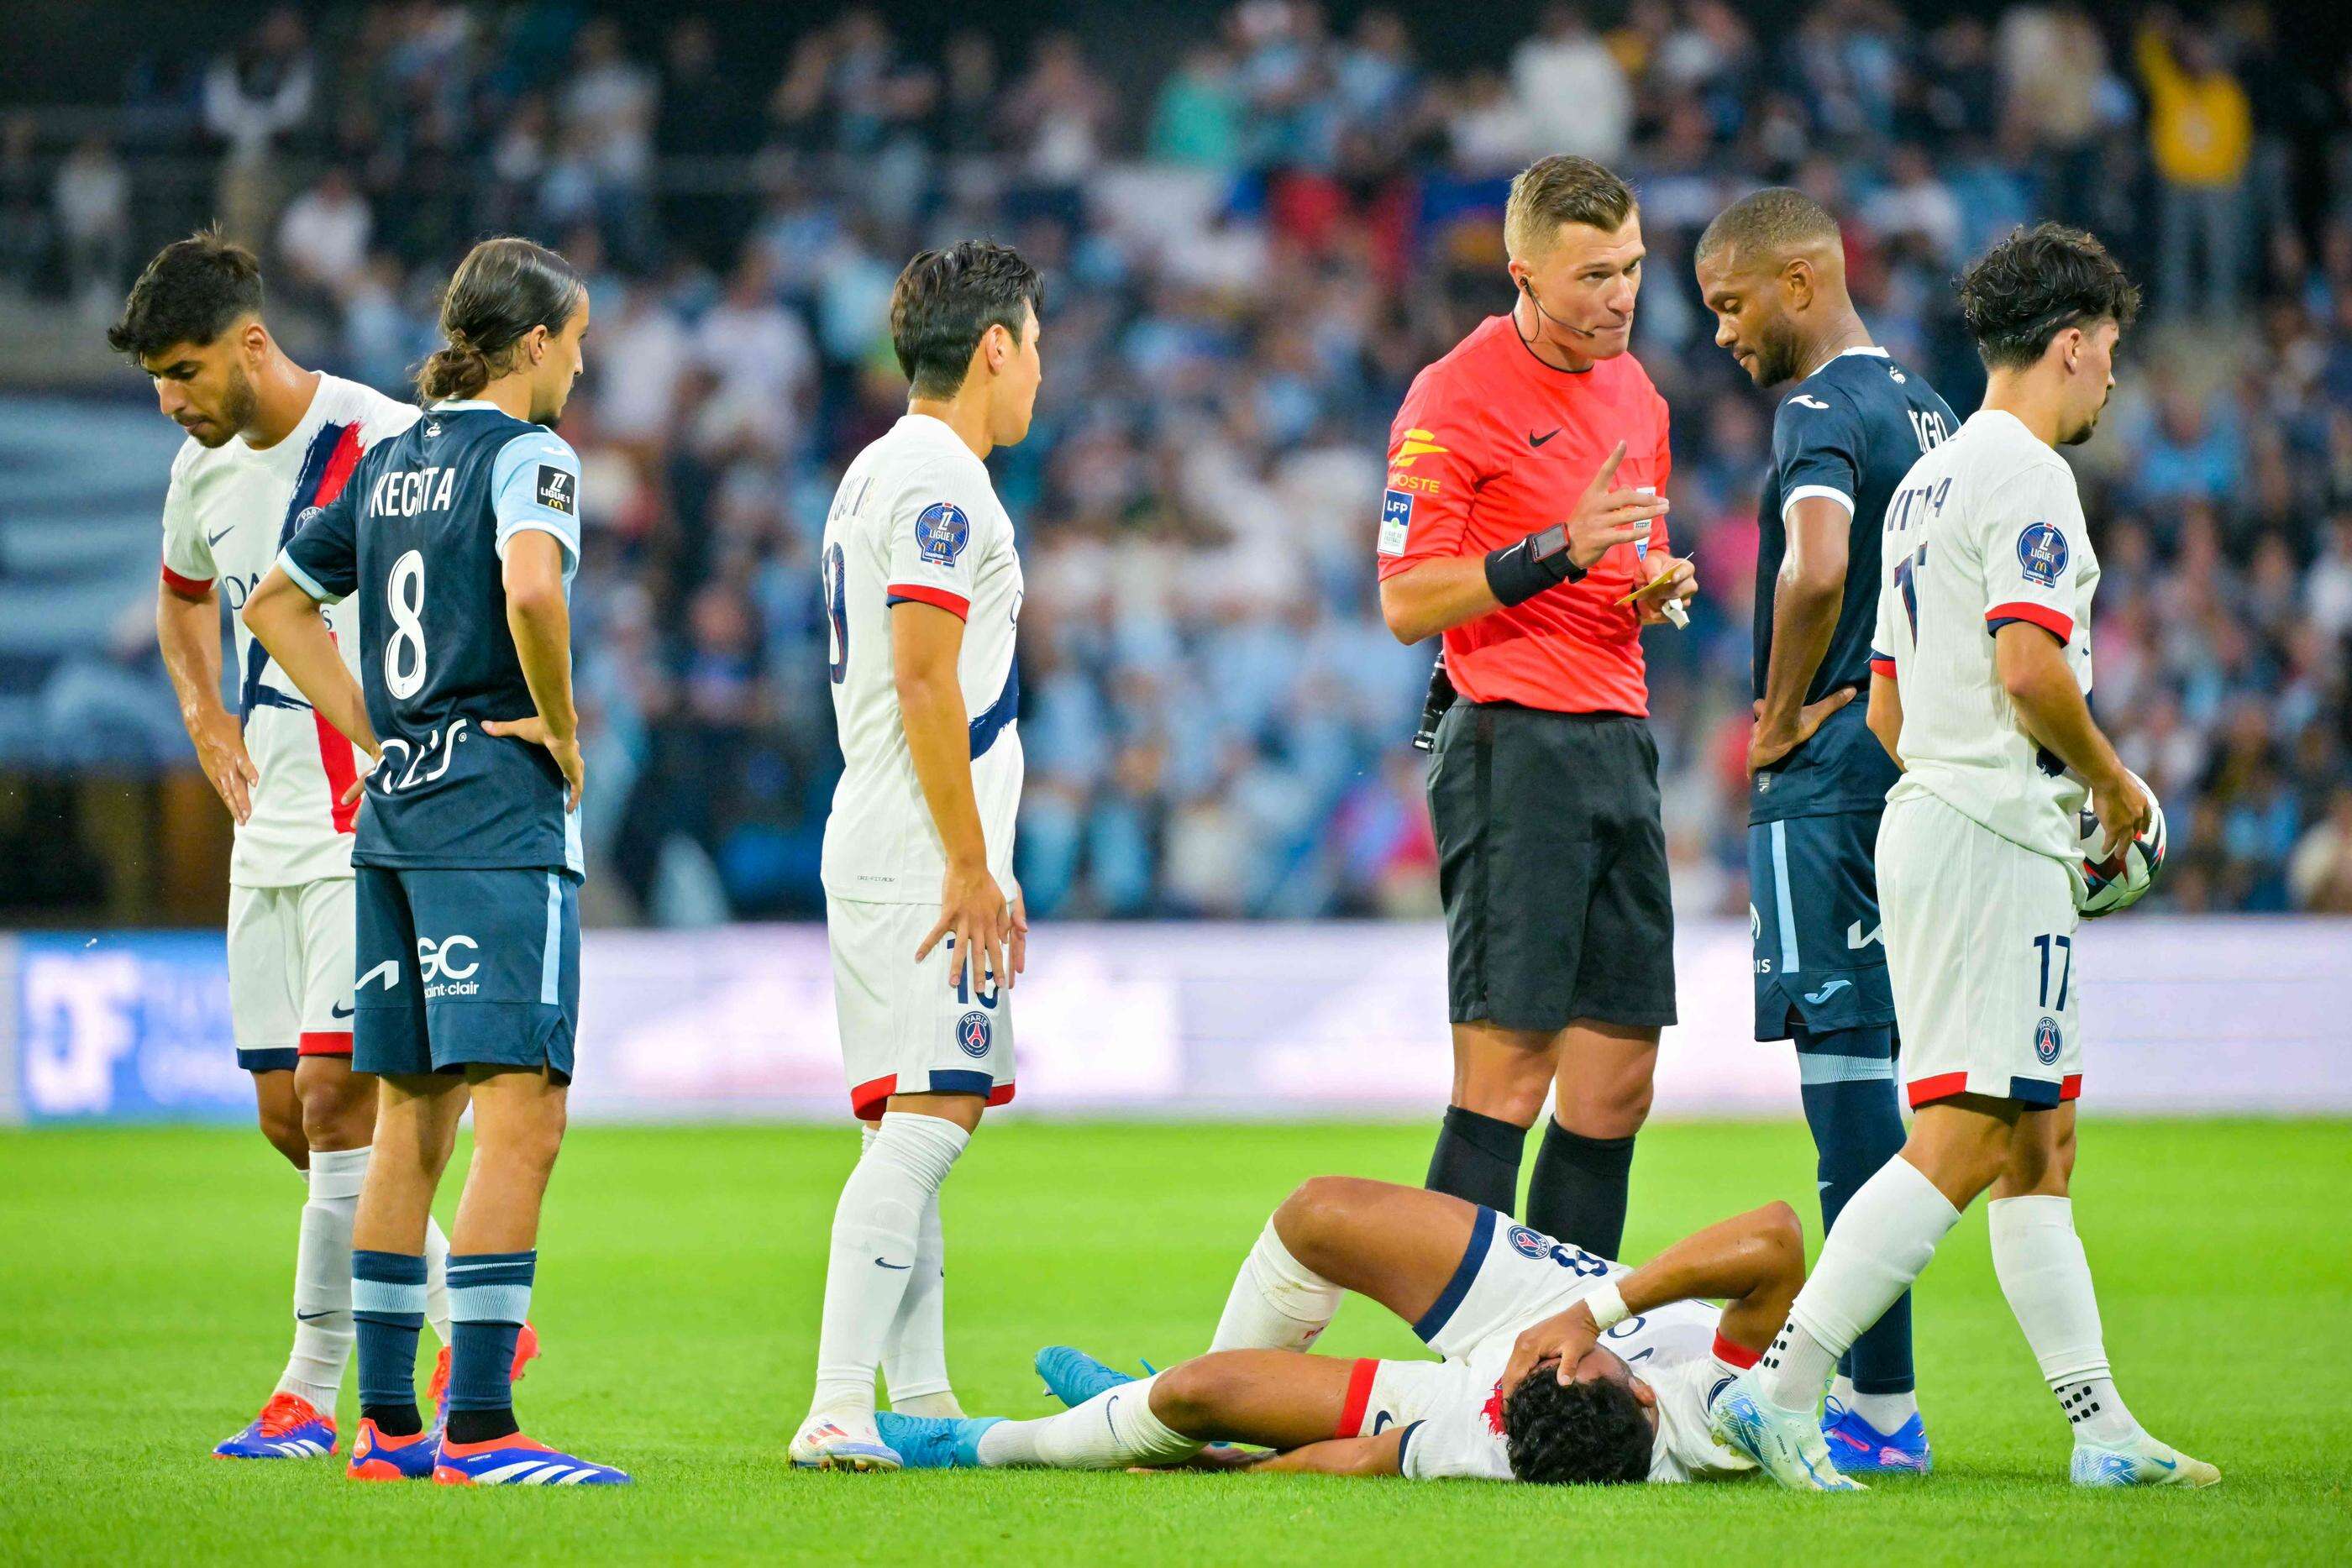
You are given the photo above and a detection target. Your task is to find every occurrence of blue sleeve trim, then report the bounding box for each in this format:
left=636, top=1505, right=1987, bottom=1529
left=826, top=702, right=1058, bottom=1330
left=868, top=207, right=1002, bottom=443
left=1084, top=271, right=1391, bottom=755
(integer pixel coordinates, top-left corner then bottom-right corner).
left=1984, top=616, right=2066, bottom=644
left=276, top=548, right=333, bottom=603
left=1395, top=1420, right=1423, bottom=1475
left=1412, top=1204, right=1495, bottom=1343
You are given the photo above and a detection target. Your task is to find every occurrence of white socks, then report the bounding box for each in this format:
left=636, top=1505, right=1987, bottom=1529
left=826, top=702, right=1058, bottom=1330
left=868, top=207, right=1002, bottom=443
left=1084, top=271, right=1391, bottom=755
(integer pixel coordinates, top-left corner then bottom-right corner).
left=1209, top=1220, right=1343, bottom=1353
left=809, top=1112, right=969, bottom=1419
left=1763, top=1156, right=1961, bottom=1410
left=1830, top=1376, right=1919, bottom=1433
left=1989, top=1195, right=2139, bottom=1445
left=972, top=1373, right=1203, bottom=1470
left=278, top=1146, right=450, bottom=1413
left=860, top=1121, right=962, bottom=1418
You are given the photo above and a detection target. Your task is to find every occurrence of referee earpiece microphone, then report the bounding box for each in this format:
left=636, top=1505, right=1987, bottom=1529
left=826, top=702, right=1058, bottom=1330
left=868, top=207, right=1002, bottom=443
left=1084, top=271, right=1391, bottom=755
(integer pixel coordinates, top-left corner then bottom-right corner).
left=1518, top=275, right=1596, bottom=340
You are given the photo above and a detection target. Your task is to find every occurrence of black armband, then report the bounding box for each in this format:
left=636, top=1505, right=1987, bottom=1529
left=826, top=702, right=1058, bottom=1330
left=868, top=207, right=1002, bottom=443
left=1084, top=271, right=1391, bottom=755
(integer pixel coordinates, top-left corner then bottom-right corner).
left=1483, top=524, right=1585, bottom=607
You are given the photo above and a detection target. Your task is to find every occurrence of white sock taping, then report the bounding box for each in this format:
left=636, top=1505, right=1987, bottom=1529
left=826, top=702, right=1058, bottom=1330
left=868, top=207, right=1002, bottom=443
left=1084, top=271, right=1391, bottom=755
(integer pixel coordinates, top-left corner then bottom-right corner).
left=278, top=1145, right=369, bottom=1411
left=809, top=1112, right=969, bottom=1418
left=1767, top=1156, right=1961, bottom=1409
left=1209, top=1219, right=1344, bottom=1354
left=860, top=1123, right=959, bottom=1415
left=423, top=1214, right=452, bottom=1345
left=1988, top=1195, right=2139, bottom=1445
left=973, top=1372, right=1202, bottom=1470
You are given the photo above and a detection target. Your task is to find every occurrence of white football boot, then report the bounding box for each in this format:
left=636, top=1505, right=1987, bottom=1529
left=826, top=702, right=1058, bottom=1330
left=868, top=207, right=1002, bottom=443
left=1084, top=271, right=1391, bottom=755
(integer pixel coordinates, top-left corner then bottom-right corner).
left=789, top=1408, right=903, bottom=1472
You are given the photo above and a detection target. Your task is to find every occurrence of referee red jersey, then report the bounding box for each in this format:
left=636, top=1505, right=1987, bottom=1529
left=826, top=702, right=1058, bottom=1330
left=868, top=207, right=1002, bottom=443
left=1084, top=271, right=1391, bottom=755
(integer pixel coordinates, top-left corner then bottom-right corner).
left=1376, top=313, right=1672, bottom=716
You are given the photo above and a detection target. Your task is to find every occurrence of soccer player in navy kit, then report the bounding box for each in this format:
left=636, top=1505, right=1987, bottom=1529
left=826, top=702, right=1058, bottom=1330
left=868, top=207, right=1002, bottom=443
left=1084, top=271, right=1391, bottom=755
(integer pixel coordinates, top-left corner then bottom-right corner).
left=244, top=238, right=624, bottom=1486
left=1694, top=190, right=1956, bottom=1474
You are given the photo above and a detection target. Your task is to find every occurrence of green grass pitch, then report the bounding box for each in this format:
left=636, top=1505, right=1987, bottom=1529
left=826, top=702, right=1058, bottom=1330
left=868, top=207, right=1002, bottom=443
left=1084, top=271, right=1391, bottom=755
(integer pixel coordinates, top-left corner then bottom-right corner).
left=3, top=1119, right=2347, bottom=1565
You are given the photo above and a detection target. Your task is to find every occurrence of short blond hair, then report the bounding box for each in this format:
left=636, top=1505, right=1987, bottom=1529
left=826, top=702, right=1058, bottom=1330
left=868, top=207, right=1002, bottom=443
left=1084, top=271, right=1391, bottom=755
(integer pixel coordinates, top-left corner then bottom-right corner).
left=1504, top=155, right=1637, bottom=261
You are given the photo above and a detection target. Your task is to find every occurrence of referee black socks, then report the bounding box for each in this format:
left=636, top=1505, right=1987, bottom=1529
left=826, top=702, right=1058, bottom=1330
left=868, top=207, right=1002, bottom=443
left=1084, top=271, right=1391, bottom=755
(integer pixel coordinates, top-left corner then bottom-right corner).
left=1525, top=1122, right=1635, bottom=1260
left=1425, top=1105, right=1526, bottom=1214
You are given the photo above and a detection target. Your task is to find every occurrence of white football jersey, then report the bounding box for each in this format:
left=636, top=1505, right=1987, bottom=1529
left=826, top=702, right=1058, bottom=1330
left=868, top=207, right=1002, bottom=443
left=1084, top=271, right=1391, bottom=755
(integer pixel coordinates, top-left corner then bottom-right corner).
left=1872, top=408, right=2101, bottom=863
left=1397, top=1298, right=1754, bottom=1485
left=819, top=413, right=1024, bottom=903
left=160, top=373, right=421, bottom=887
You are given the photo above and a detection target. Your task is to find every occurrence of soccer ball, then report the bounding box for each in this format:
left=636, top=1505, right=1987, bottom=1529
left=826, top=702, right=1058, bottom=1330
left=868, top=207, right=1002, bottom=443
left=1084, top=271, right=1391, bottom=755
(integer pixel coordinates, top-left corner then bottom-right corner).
left=2075, top=773, right=2166, bottom=918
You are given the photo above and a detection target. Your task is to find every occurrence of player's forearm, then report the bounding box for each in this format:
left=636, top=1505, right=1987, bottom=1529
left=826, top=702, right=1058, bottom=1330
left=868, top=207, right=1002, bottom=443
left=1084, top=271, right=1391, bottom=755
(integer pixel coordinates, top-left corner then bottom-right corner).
left=1378, top=556, right=1501, bottom=645
left=898, top=670, right=989, bottom=869
left=1866, top=671, right=1904, bottom=769
left=1997, top=629, right=2124, bottom=788
left=1756, top=569, right=1841, bottom=732
left=242, top=573, right=378, bottom=755
left=1613, top=1203, right=1804, bottom=1339
left=505, top=591, right=579, bottom=743
left=155, top=588, right=229, bottom=736
left=1246, top=1434, right=1403, bottom=1476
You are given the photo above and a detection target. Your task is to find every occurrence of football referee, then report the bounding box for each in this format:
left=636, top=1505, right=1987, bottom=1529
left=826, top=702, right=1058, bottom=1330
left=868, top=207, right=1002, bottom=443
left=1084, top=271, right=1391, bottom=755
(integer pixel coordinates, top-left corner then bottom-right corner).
left=1377, top=156, right=1695, bottom=1260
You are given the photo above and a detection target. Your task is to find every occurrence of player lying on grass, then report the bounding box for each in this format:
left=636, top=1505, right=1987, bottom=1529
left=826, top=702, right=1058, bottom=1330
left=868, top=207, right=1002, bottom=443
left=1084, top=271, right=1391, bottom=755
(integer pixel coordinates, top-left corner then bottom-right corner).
left=867, top=1176, right=1796, bottom=1485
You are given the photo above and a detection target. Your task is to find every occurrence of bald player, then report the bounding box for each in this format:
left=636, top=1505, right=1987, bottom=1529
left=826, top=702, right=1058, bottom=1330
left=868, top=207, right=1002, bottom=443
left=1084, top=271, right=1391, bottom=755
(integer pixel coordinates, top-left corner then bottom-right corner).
left=1694, top=189, right=1956, bottom=1473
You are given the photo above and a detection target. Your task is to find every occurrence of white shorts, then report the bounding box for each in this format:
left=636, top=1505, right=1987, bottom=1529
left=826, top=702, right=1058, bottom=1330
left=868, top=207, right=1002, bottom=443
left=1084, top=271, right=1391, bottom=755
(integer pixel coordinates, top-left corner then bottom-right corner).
left=826, top=895, right=1016, bottom=1122
left=1408, top=1206, right=1628, bottom=1362
left=1878, top=790, right=2084, bottom=1109
left=226, top=878, right=356, bottom=1074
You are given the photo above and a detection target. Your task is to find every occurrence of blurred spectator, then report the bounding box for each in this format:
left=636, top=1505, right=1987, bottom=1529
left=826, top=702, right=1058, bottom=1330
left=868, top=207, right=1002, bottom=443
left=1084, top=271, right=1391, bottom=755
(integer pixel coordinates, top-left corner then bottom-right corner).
left=1513, top=5, right=1631, bottom=164
left=2137, top=11, right=2254, bottom=318
left=276, top=169, right=372, bottom=305
left=53, top=135, right=127, bottom=317
left=202, top=6, right=314, bottom=249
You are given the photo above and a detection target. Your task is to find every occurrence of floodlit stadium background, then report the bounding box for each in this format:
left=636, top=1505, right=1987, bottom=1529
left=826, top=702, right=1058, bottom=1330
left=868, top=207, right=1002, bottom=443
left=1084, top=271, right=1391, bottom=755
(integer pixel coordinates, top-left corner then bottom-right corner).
left=2, top=0, right=2348, bottom=1123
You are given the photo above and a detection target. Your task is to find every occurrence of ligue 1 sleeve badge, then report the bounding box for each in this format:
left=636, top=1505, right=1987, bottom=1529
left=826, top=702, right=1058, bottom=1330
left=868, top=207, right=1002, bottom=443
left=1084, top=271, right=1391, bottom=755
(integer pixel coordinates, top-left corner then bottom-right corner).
left=915, top=501, right=971, bottom=565
left=2017, top=521, right=2068, bottom=587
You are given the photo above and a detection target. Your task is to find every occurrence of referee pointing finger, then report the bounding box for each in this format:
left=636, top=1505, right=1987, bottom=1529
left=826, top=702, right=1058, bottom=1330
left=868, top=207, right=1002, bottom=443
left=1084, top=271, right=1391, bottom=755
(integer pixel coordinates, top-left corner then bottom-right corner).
left=1377, top=156, right=1694, bottom=1261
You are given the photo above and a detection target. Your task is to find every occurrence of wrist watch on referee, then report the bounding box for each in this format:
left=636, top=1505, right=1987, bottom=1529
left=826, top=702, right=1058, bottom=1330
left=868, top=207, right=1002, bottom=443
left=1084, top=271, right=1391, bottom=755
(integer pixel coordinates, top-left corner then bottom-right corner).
left=1483, top=523, right=1586, bottom=607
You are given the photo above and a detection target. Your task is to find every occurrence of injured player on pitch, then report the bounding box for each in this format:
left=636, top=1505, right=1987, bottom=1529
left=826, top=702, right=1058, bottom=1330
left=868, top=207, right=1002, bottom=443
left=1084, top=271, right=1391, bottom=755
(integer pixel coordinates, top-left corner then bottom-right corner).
left=871, top=1176, right=1809, bottom=1486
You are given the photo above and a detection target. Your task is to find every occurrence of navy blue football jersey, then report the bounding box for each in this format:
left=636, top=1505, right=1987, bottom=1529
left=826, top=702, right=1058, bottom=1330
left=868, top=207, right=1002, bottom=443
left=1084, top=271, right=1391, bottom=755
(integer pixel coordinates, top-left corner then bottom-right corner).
left=1751, top=348, right=1957, bottom=823
left=280, top=400, right=584, bottom=873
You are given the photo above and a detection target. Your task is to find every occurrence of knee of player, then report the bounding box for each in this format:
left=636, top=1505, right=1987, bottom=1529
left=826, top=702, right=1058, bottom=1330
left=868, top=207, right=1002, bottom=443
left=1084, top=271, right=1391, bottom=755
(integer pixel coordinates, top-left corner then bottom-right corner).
left=1147, top=1356, right=1231, bottom=1434
left=295, top=1067, right=374, bottom=1148
left=1755, top=1200, right=1806, bottom=1272
left=1274, top=1176, right=1367, bottom=1262
left=1562, top=1079, right=1651, bottom=1137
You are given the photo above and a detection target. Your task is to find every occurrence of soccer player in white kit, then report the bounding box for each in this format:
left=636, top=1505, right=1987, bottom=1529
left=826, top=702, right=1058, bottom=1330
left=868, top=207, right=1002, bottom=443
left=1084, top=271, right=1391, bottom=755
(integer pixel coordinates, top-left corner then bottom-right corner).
left=790, top=241, right=1043, bottom=1471
left=110, top=234, right=458, bottom=1460
left=1713, top=225, right=2218, bottom=1492
left=864, top=1176, right=1797, bottom=1487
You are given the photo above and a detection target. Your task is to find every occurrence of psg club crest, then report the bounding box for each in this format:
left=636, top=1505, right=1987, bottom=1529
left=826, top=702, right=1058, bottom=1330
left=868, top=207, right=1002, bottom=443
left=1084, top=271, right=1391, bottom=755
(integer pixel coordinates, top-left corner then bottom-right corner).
left=915, top=501, right=971, bottom=566
left=2034, top=1015, right=2063, bottom=1066
left=956, top=1009, right=993, bottom=1059
left=2016, top=522, right=2068, bottom=587
left=1506, top=1225, right=1548, bottom=1260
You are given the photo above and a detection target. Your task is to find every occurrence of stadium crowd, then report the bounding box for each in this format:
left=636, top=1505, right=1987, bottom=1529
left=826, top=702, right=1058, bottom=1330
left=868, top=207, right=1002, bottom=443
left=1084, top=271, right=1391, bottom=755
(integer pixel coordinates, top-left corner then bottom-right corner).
left=8, top=1, right=2352, bottom=920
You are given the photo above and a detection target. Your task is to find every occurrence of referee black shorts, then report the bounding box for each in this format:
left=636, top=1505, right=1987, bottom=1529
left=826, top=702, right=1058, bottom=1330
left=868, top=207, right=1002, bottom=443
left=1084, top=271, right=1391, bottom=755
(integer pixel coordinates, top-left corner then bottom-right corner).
left=1426, top=701, right=1677, bottom=1034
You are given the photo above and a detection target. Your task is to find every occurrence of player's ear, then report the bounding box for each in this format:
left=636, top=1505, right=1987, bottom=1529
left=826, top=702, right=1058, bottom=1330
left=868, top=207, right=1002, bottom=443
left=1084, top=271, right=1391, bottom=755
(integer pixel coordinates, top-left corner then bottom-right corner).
left=1782, top=257, right=1811, bottom=310
left=239, top=317, right=269, bottom=364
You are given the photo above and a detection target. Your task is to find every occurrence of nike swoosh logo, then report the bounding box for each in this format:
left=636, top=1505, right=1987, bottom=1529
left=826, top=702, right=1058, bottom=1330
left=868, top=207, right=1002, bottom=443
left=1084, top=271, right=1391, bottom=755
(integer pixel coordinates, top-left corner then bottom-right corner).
left=1803, top=978, right=1851, bottom=1004
left=2152, top=1456, right=2178, bottom=1471
left=874, top=1258, right=911, bottom=1270
left=330, top=1003, right=354, bottom=1020
left=1372, top=1411, right=1394, bottom=1434
left=207, top=527, right=234, bottom=546
left=1846, top=920, right=1882, bottom=949
left=1528, top=429, right=1559, bottom=448
left=297, top=1310, right=334, bottom=1321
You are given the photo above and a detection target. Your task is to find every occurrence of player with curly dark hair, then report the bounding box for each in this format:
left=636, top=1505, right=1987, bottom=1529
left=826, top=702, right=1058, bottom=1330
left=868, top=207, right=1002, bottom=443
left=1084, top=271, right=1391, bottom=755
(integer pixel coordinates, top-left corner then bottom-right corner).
left=853, top=1176, right=1808, bottom=1488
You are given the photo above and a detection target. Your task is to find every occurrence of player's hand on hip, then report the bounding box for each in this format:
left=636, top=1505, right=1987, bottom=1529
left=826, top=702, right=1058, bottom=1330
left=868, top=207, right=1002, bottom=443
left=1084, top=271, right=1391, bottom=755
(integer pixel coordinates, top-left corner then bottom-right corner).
left=1747, top=686, right=1856, bottom=774
left=920, top=861, right=1010, bottom=999
left=2089, top=768, right=2150, bottom=859
left=193, top=709, right=259, bottom=825
left=1501, top=1301, right=1603, bottom=1395
left=339, top=744, right=381, bottom=808
left=482, top=716, right=586, bottom=811
left=1567, top=441, right=1670, bottom=570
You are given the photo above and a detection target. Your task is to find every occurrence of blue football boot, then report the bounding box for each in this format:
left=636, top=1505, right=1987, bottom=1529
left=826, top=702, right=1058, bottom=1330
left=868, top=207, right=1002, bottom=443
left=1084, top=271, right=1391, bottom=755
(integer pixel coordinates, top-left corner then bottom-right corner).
left=1821, top=1396, right=1934, bottom=1476
left=214, top=1392, right=336, bottom=1460
left=874, top=1412, right=1003, bottom=1470
left=1035, top=1345, right=1144, bottom=1409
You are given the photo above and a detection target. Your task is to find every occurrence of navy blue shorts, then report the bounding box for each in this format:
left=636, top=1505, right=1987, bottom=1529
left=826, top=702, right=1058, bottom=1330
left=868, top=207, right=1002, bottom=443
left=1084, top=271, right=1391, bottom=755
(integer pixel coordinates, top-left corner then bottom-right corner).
left=1750, top=810, right=1893, bottom=1041
left=352, top=865, right=580, bottom=1083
